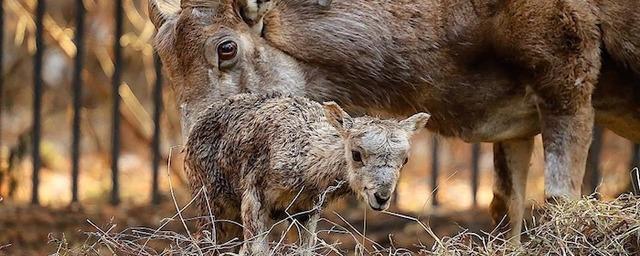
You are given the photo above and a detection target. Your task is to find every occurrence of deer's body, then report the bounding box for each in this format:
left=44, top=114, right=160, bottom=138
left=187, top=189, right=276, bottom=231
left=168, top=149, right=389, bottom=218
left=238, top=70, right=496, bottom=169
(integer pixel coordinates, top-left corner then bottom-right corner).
left=185, top=93, right=428, bottom=254
left=262, top=0, right=639, bottom=142
left=150, top=0, right=640, bottom=242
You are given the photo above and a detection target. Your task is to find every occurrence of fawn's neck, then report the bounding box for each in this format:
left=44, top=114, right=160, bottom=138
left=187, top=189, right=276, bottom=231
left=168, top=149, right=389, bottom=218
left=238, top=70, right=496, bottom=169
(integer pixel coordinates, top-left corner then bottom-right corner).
left=304, top=121, right=350, bottom=194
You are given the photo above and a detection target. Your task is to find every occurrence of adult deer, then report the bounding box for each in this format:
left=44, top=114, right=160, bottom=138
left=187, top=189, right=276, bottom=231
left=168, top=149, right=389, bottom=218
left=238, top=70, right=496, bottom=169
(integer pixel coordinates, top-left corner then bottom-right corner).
left=149, top=0, right=640, bottom=242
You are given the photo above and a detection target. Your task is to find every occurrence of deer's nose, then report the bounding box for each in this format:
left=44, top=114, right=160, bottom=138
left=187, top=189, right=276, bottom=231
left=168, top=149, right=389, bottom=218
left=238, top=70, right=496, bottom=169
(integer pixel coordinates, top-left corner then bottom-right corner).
left=374, top=191, right=391, bottom=205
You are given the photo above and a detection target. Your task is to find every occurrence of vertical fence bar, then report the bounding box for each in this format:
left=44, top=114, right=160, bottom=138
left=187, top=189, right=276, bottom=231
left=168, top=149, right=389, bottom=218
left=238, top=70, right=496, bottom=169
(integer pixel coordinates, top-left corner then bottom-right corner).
left=632, top=167, right=639, bottom=196
left=431, top=135, right=439, bottom=206
left=0, top=0, right=4, bottom=158
left=32, top=0, right=45, bottom=205
left=585, top=126, right=603, bottom=195
left=470, top=143, right=480, bottom=207
left=71, top=0, right=85, bottom=203
left=151, top=53, right=162, bottom=205
left=111, top=0, right=124, bottom=205
left=632, top=143, right=639, bottom=169
left=631, top=144, right=639, bottom=195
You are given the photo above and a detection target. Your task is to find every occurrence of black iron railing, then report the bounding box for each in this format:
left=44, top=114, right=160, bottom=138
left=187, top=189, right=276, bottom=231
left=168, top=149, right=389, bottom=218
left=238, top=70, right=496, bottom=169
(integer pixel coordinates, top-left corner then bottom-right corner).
left=152, top=53, right=164, bottom=205
left=71, top=0, right=86, bottom=204
left=12, top=0, right=165, bottom=206
left=31, top=0, right=45, bottom=205
left=111, top=0, right=124, bottom=206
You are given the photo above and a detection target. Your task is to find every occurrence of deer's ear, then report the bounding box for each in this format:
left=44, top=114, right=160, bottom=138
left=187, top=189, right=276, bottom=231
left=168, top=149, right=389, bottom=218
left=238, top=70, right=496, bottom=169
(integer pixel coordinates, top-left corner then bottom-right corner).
left=149, top=0, right=180, bottom=29
left=323, top=102, right=353, bottom=134
left=400, top=113, right=430, bottom=133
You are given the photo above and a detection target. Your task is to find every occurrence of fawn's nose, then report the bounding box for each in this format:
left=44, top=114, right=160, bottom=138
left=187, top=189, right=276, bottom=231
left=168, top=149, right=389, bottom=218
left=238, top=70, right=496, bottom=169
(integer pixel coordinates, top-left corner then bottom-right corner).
left=374, top=191, right=391, bottom=205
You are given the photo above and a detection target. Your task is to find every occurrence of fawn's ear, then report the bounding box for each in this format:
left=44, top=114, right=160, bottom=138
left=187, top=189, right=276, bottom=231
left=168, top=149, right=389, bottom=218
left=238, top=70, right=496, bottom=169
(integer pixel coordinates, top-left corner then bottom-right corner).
left=323, top=102, right=353, bottom=135
left=149, top=0, right=180, bottom=29
left=400, top=113, right=430, bottom=133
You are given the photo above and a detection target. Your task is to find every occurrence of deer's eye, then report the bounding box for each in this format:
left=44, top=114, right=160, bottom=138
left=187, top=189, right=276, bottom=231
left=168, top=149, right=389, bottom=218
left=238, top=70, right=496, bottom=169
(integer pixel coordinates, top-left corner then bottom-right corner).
left=351, top=150, right=362, bottom=162
left=205, top=37, right=239, bottom=69
left=217, top=40, right=238, bottom=61
left=403, top=157, right=409, bottom=165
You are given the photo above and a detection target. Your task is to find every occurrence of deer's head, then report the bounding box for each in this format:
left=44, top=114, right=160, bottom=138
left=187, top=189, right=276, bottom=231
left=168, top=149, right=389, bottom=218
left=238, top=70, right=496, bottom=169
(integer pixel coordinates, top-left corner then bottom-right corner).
left=149, top=0, right=307, bottom=136
left=323, top=102, right=430, bottom=211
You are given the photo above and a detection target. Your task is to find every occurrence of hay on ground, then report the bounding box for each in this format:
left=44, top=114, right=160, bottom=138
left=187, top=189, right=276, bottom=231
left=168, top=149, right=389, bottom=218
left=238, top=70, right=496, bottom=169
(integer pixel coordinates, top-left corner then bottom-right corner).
left=50, top=194, right=640, bottom=255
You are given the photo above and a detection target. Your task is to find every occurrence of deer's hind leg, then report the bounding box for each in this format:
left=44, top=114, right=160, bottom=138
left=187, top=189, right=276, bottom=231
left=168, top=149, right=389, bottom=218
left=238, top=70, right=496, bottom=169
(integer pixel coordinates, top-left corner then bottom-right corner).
left=495, top=0, right=600, bottom=199
left=533, top=9, right=599, bottom=200
left=489, top=137, right=534, bottom=243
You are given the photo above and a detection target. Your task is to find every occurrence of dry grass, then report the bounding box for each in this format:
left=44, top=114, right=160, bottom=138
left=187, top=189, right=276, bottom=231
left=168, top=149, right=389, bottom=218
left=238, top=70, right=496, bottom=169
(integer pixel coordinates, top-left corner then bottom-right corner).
left=44, top=148, right=640, bottom=255
left=423, top=194, right=640, bottom=255
left=45, top=193, right=639, bottom=256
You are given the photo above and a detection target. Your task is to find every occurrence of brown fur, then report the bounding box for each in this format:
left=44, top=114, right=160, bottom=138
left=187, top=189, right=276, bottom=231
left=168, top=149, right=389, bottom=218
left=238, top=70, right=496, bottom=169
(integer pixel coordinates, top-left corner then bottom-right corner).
left=150, top=0, right=640, bottom=242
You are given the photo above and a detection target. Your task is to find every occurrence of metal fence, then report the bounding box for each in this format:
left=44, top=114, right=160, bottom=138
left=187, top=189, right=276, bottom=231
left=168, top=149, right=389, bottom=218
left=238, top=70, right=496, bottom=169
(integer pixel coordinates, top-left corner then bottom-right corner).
left=0, top=0, right=165, bottom=206
left=0, top=0, right=638, bottom=207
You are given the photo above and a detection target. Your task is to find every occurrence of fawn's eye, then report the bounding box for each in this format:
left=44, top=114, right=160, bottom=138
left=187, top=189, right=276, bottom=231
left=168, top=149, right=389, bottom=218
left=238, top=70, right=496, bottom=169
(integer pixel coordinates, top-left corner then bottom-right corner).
left=351, top=150, right=362, bottom=162
left=217, top=40, right=238, bottom=61
left=403, top=157, right=409, bottom=165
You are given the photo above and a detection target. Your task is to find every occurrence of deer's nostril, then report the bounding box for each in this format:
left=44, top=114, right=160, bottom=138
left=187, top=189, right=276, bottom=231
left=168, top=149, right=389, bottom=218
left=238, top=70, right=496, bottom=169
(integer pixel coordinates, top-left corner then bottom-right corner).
left=374, top=192, right=390, bottom=205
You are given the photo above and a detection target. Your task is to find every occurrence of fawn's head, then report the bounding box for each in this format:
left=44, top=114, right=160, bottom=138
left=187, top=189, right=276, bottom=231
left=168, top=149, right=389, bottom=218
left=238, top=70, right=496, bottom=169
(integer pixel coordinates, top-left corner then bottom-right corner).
left=323, top=102, right=430, bottom=211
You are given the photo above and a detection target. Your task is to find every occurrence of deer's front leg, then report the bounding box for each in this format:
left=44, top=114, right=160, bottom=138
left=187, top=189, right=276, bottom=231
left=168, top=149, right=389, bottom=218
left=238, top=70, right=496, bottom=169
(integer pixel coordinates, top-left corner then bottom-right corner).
left=240, top=186, right=269, bottom=255
left=490, top=138, right=534, bottom=243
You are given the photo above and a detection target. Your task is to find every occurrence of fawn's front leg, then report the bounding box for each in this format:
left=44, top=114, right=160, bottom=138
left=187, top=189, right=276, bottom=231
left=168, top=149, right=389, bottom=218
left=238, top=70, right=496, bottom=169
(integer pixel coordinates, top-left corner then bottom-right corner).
left=299, top=213, right=320, bottom=255
left=240, top=186, right=269, bottom=255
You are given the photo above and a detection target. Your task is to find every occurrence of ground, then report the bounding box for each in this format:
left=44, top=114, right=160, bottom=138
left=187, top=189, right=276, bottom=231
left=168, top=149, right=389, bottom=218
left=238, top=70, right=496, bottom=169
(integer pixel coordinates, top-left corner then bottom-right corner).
left=0, top=199, right=494, bottom=255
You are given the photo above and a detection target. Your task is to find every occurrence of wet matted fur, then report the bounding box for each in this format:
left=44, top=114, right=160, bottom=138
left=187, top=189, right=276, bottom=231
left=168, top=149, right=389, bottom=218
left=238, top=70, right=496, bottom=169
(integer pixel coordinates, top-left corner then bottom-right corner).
left=185, top=93, right=428, bottom=254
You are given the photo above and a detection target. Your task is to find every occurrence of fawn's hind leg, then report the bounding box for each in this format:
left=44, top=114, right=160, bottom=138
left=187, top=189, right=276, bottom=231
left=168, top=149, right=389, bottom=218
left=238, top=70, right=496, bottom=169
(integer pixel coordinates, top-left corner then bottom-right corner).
left=194, top=192, right=243, bottom=254
left=212, top=202, right=243, bottom=253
